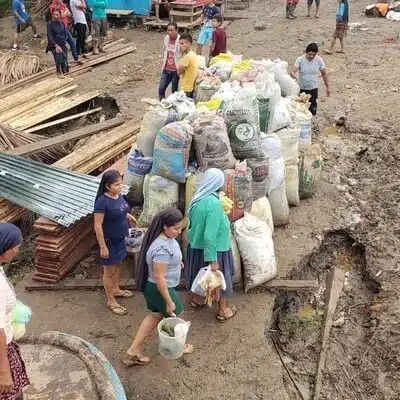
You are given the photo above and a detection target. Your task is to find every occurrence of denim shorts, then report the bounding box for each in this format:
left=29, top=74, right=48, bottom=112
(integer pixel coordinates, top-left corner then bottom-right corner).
left=197, top=24, right=213, bottom=45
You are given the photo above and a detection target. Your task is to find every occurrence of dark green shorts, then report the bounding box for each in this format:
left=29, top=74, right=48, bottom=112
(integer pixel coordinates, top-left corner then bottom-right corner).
left=143, top=281, right=183, bottom=317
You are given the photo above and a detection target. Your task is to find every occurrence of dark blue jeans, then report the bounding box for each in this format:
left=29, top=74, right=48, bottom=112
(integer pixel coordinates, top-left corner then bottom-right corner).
left=67, top=29, right=79, bottom=61
left=158, top=69, right=179, bottom=100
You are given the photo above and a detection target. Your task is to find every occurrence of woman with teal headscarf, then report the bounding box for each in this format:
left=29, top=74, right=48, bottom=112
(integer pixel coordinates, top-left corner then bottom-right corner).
left=325, top=0, right=349, bottom=54
left=186, top=168, right=237, bottom=323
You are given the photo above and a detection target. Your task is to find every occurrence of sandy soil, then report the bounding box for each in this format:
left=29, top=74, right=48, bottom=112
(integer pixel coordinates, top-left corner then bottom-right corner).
left=1, top=0, right=400, bottom=398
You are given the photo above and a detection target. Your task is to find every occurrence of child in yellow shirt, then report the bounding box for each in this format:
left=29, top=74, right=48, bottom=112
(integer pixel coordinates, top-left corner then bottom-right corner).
left=178, top=33, right=198, bottom=99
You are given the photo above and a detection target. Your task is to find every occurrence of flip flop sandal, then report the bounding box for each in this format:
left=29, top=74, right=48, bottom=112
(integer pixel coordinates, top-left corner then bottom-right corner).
left=216, top=305, right=237, bottom=323
left=183, top=344, right=194, bottom=354
left=122, top=354, right=151, bottom=366
left=108, top=304, right=127, bottom=316
left=190, top=300, right=206, bottom=308
left=115, top=290, right=133, bottom=298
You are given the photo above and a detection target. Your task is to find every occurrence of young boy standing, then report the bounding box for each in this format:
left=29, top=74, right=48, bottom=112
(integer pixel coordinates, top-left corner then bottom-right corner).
left=210, top=14, right=226, bottom=59
left=178, top=33, right=198, bottom=99
left=290, top=43, right=331, bottom=116
left=12, top=0, right=41, bottom=50
left=196, top=0, right=220, bottom=55
left=158, top=22, right=180, bottom=100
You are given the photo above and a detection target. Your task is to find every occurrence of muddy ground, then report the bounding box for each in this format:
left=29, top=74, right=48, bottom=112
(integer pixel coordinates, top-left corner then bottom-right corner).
left=1, top=0, right=400, bottom=398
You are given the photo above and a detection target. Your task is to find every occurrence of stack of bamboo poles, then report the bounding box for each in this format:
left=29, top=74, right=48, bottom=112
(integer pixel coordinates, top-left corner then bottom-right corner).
left=0, top=41, right=135, bottom=99
left=0, top=119, right=140, bottom=223
left=32, top=155, right=129, bottom=284
left=0, top=76, right=99, bottom=131
left=0, top=124, right=68, bottom=163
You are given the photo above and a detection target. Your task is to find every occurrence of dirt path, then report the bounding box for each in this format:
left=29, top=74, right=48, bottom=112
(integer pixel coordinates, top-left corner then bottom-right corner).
left=2, top=0, right=400, bottom=398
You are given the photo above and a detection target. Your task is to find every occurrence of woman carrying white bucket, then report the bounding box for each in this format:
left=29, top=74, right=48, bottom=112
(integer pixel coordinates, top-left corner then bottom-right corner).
left=123, top=208, right=189, bottom=366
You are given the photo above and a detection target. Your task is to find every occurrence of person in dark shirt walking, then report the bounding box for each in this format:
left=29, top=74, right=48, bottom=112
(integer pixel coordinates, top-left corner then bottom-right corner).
left=210, top=14, right=226, bottom=59
left=46, top=9, right=70, bottom=78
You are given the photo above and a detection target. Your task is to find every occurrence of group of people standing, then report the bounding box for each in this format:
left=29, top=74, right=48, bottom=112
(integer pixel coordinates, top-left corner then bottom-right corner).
left=158, top=0, right=227, bottom=100
left=12, top=0, right=109, bottom=78
left=286, top=0, right=349, bottom=54
left=92, top=168, right=236, bottom=366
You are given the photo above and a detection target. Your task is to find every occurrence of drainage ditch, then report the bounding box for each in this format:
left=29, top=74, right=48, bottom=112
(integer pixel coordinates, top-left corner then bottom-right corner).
left=269, top=230, right=399, bottom=400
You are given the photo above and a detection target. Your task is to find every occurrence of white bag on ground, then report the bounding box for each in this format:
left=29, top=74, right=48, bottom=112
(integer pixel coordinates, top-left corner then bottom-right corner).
left=249, top=196, right=274, bottom=233
left=268, top=97, right=293, bottom=133
left=275, top=125, right=300, bottom=165
left=299, top=144, right=322, bottom=199
left=285, top=165, right=300, bottom=206
left=220, top=88, right=263, bottom=159
left=234, top=212, right=277, bottom=292
left=137, top=102, right=172, bottom=157
left=231, top=234, right=243, bottom=285
left=261, top=133, right=290, bottom=226
left=139, top=175, right=179, bottom=227
left=270, top=60, right=300, bottom=97
left=291, top=99, right=313, bottom=151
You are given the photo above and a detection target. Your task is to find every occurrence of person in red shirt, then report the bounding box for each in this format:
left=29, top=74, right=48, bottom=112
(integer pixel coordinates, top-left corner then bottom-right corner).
left=48, top=0, right=81, bottom=62
left=210, top=14, right=226, bottom=59
left=158, top=22, right=181, bottom=100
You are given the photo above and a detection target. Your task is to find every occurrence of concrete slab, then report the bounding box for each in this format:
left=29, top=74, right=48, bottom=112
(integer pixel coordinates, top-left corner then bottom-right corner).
left=21, top=343, right=98, bottom=400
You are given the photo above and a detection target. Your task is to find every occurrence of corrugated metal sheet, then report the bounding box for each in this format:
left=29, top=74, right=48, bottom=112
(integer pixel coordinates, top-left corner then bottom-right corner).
left=0, top=153, right=127, bottom=227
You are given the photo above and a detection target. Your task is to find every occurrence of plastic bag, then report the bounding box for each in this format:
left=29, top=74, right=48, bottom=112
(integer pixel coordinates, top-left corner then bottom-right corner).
left=209, top=53, right=234, bottom=82
left=220, top=89, right=263, bottom=159
left=291, top=99, right=313, bottom=151
left=268, top=97, right=293, bottom=133
left=190, top=266, right=227, bottom=306
left=270, top=59, right=300, bottom=97
left=137, top=102, right=172, bottom=157
left=125, top=227, right=146, bottom=252
left=124, top=147, right=153, bottom=205
left=234, top=212, right=277, bottom=292
left=11, top=300, right=32, bottom=324
left=223, top=161, right=253, bottom=222
left=166, top=92, right=197, bottom=121
left=230, top=59, right=253, bottom=82
left=151, top=121, right=193, bottom=183
left=195, top=74, right=221, bottom=102
left=231, top=234, right=243, bottom=285
left=139, top=175, right=179, bottom=227
left=192, top=114, right=237, bottom=171
left=196, top=98, right=222, bottom=113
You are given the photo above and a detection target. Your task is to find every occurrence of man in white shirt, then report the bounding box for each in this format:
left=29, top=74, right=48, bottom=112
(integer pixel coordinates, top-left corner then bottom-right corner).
left=291, top=42, right=331, bottom=115
left=70, top=0, right=88, bottom=57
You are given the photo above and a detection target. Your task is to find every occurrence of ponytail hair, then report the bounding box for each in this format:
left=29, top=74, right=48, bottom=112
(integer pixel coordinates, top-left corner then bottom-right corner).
left=95, top=170, right=122, bottom=201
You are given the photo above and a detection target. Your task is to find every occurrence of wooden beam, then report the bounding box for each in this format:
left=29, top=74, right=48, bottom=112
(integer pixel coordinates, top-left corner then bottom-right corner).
left=24, top=107, right=103, bottom=133
left=264, top=279, right=320, bottom=291
left=313, top=267, right=346, bottom=400
left=6, top=117, right=125, bottom=156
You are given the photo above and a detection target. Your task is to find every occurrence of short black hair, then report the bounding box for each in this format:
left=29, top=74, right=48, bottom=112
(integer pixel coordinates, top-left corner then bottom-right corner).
left=167, top=22, right=178, bottom=30
left=212, top=13, right=223, bottom=23
left=306, top=43, right=319, bottom=53
left=179, top=33, right=193, bottom=44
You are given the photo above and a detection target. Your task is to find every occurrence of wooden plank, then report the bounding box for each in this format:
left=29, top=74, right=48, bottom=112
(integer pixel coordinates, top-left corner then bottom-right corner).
left=7, top=117, right=125, bottom=156
left=264, top=279, right=320, bottom=291
left=313, top=267, right=346, bottom=400
left=25, top=276, right=136, bottom=291
left=65, top=45, right=136, bottom=76
left=8, top=91, right=100, bottom=130
left=24, top=107, right=103, bottom=133
left=170, top=9, right=203, bottom=17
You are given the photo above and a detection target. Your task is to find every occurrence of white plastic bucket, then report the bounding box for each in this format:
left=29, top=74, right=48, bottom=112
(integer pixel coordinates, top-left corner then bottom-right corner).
left=157, top=317, right=189, bottom=360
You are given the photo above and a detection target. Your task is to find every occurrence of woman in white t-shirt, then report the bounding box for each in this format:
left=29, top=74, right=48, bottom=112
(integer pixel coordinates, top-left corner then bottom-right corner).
left=0, top=224, right=29, bottom=400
